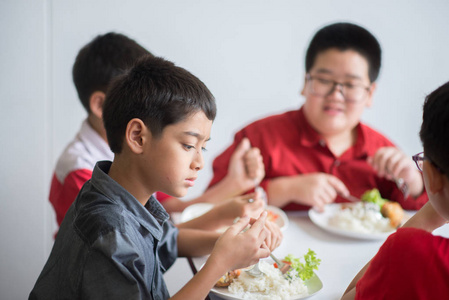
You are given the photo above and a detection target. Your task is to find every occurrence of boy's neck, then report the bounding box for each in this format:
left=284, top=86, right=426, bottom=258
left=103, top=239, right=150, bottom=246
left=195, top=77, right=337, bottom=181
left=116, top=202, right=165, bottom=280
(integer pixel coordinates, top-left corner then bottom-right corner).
left=87, top=114, right=108, bottom=143
left=108, top=156, right=153, bottom=207
left=322, top=128, right=357, bottom=157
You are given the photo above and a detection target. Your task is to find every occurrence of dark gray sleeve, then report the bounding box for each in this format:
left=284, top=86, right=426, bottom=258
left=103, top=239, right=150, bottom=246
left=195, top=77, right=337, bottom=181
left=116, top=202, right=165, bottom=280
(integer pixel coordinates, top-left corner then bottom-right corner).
left=81, top=231, right=154, bottom=300
left=157, top=221, right=179, bottom=272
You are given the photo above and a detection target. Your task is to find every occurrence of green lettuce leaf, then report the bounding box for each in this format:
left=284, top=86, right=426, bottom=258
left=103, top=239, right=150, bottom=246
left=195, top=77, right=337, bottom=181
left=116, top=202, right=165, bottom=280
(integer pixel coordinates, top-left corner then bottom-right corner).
left=284, top=249, right=321, bottom=281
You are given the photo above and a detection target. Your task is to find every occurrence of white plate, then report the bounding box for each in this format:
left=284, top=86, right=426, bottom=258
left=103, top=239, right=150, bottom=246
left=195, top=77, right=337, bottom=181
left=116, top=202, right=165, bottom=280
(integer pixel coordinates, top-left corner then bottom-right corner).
left=180, top=203, right=289, bottom=231
left=308, top=203, right=398, bottom=240
left=208, top=259, right=323, bottom=300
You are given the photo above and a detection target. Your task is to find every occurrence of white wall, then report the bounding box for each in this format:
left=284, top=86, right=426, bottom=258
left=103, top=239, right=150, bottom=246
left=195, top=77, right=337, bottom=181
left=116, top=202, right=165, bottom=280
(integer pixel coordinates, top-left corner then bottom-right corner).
left=1, top=0, right=449, bottom=298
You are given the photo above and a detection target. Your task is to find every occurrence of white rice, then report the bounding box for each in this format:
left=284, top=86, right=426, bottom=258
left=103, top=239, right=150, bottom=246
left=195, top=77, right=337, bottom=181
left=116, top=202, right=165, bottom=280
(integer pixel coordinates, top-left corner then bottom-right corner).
left=228, top=260, right=308, bottom=300
left=328, top=202, right=393, bottom=233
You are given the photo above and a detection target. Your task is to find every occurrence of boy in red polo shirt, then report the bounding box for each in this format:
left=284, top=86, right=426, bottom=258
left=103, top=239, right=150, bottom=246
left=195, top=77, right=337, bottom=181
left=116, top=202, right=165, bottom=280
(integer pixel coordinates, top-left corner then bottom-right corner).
left=208, top=22, right=427, bottom=211
left=342, top=81, right=449, bottom=299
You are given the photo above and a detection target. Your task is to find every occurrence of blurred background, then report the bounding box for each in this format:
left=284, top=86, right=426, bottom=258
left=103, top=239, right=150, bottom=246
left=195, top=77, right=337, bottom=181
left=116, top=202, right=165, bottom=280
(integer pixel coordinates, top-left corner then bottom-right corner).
left=1, top=0, right=448, bottom=298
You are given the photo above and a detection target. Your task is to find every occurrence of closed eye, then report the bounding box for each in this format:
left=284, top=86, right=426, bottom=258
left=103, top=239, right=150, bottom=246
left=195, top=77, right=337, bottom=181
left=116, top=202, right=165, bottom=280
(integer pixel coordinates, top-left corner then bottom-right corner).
left=183, top=144, right=195, bottom=151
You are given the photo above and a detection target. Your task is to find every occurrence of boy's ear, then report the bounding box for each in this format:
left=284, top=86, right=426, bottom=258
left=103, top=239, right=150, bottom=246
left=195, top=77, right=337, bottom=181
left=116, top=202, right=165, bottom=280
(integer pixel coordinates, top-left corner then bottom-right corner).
left=125, top=118, right=148, bottom=154
left=365, top=82, right=377, bottom=108
left=89, top=91, right=106, bottom=119
left=300, top=75, right=308, bottom=96
left=423, top=161, right=444, bottom=195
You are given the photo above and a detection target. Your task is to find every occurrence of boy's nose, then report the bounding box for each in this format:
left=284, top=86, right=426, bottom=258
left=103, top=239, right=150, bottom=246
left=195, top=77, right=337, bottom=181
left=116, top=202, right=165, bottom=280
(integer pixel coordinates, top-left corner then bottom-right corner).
left=191, top=151, right=204, bottom=171
left=327, top=83, right=345, bottom=101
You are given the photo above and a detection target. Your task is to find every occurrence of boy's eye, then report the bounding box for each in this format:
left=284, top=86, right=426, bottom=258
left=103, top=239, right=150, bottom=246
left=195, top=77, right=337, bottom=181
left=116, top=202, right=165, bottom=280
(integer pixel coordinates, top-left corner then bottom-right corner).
left=343, top=83, right=356, bottom=89
left=183, top=144, right=195, bottom=150
left=201, top=147, right=207, bottom=152
left=317, top=78, right=332, bottom=85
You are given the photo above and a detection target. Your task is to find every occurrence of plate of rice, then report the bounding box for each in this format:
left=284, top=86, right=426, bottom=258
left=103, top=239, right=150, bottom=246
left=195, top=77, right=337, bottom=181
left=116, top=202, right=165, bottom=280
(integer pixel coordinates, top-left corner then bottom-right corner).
left=308, top=202, right=402, bottom=240
left=210, top=259, right=323, bottom=300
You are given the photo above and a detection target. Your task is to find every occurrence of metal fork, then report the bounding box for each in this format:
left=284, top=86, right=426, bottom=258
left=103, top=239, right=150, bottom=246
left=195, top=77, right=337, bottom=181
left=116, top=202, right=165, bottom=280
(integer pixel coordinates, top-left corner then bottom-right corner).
left=245, top=261, right=265, bottom=277
left=270, top=253, right=291, bottom=279
left=394, top=178, right=410, bottom=198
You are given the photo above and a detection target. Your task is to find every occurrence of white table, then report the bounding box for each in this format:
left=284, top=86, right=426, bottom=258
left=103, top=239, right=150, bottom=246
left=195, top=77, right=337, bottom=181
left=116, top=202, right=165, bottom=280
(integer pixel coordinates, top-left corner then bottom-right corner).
left=183, top=210, right=449, bottom=300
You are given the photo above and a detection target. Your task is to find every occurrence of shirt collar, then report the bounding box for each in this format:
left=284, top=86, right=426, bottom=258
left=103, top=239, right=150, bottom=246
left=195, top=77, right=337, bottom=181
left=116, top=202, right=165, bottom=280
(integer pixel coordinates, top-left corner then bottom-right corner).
left=90, top=161, right=169, bottom=241
left=79, top=119, right=114, bottom=162
left=296, top=106, right=369, bottom=158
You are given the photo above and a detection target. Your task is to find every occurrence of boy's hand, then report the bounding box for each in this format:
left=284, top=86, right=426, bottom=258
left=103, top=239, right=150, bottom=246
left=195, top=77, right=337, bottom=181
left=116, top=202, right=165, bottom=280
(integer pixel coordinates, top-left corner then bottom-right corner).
left=290, top=173, right=349, bottom=211
left=213, top=192, right=265, bottom=221
left=209, top=212, right=270, bottom=272
left=226, top=137, right=265, bottom=192
left=368, top=147, right=423, bottom=197
left=263, top=220, right=283, bottom=251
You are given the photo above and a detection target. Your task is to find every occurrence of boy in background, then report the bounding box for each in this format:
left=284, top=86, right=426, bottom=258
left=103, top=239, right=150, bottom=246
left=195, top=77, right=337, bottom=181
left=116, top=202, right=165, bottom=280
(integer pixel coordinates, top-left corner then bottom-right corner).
left=50, top=32, right=267, bottom=231
left=342, top=81, right=449, bottom=299
left=31, top=55, right=274, bottom=299
left=208, top=22, right=427, bottom=211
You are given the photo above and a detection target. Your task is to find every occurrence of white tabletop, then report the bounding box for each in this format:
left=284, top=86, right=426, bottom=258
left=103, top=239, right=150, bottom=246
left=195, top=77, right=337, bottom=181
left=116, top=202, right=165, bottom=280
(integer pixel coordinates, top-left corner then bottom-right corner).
left=184, top=210, right=449, bottom=300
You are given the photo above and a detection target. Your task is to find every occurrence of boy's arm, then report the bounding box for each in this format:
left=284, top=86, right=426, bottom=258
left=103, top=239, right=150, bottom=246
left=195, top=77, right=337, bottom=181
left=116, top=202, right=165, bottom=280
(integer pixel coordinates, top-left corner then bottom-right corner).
left=177, top=228, right=221, bottom=257
left=176, top=192, right=265, bottom=231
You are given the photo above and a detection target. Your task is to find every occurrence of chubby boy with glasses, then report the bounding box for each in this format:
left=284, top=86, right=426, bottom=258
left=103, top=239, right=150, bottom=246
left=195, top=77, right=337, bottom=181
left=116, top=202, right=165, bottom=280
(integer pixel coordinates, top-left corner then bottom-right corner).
left=208, top=22, right=427, bottom=212
left=342, top=81, right=449, bottom=299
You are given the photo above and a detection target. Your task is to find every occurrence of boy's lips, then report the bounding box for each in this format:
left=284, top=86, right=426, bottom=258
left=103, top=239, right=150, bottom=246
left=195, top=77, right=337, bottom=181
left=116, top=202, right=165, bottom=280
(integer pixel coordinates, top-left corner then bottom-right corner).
left=323, top=105, right=344, bottom=115
left=185, top=177, right=197, bottom=187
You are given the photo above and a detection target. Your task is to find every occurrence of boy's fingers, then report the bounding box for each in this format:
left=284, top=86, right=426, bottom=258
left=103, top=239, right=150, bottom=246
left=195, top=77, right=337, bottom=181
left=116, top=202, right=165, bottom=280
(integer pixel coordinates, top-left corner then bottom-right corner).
left=248, top=211, right=267, bottom=234
left=233, top=137, right=251, bottom=159
left=228, top=216, right=250, bottom=234
left=328, top=176, right=349, bottom=197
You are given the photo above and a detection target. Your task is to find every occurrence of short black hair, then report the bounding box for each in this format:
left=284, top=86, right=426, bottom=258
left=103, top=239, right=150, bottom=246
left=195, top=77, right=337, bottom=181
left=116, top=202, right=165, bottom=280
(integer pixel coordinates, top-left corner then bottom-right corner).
left=305, top=22, right=382, bottom=83
left=419, top=81, right=449, bottom=177
left=103, top=55, right=217, bottom=153
left=72, top=32, right=152, bottom=113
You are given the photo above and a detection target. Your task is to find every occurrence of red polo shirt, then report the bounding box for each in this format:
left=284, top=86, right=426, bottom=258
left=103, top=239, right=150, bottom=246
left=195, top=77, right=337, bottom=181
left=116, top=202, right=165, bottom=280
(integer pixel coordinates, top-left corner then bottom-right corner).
left=356, top=227, right=449, bottom=299
left=208, top=107, right=427, bottom=211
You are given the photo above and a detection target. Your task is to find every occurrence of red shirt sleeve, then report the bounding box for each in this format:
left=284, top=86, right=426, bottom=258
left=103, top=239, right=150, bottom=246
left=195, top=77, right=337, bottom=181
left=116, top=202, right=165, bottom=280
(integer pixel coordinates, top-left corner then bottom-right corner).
left=49, top=169, right=92, bottom=226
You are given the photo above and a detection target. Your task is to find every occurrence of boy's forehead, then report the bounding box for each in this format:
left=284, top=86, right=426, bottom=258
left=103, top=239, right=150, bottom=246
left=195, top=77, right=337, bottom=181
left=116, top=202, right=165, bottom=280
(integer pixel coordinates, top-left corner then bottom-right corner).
left=167, top=111, right=213, bottom=139
left=310, top=49, right=370, bottom=81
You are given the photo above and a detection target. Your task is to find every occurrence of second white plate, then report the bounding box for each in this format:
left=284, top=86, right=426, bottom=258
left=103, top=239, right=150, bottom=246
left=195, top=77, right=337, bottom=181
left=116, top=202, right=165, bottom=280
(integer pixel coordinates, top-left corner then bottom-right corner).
left=308, top=203, right=397, bottom=240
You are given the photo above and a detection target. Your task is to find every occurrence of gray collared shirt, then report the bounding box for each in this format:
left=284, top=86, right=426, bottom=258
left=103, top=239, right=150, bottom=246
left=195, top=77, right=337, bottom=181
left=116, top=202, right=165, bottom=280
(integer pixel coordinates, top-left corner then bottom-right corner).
left=30, top=161, right=179, bottom=300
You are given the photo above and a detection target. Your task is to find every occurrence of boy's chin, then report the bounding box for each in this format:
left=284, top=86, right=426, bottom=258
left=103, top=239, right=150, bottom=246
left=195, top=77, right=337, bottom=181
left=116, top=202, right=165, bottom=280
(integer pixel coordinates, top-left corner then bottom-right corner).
left=166, top=189, right=188, bottom=199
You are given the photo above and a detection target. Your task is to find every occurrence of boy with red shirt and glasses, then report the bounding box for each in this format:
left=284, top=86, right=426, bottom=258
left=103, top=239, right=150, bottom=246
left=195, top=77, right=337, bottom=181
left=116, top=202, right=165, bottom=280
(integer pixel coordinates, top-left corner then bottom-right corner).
left=208, top=22, right=427, bottom=211
left=342, top=81, right=449, bottom=299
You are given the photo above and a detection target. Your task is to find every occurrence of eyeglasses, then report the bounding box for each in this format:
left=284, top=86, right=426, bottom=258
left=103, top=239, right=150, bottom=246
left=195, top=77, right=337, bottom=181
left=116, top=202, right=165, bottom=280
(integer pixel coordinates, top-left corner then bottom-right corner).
left=305, top=74, right=371, bottom=103
left=412, top=151, right=445, bottom=173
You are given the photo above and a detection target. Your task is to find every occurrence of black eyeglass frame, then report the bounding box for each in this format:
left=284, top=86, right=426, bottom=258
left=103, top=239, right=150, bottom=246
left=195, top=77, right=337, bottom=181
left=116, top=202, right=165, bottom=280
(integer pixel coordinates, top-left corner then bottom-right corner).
left=305, top=73, right=371, bottom=103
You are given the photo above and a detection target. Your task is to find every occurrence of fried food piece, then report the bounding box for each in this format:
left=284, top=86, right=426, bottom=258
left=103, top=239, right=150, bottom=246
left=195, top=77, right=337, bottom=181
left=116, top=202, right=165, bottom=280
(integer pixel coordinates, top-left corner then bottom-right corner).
left=215, top=269, right=241, bottom=287
left=381, top=201, right=404, bottom=228
left=362, top=188, right=405, bottom=228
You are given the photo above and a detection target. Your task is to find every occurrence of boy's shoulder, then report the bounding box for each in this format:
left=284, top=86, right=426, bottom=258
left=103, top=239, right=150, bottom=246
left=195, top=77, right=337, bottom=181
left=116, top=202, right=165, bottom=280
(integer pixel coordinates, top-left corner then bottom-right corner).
left=70, top=183, right=129, bottom=246
left=382, top=227, right=447, bottom=257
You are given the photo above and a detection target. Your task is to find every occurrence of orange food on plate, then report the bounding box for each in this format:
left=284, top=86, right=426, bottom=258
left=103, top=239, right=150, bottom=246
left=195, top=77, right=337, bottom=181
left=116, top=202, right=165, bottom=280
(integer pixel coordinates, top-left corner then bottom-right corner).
left=215, top=269, right=241, bottom=287
left=267, top=210, right=279, bottom=222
